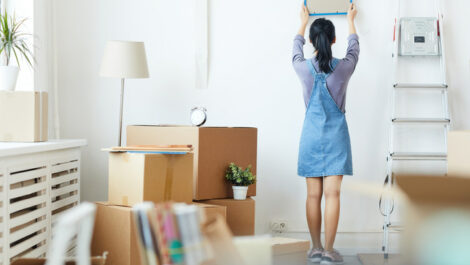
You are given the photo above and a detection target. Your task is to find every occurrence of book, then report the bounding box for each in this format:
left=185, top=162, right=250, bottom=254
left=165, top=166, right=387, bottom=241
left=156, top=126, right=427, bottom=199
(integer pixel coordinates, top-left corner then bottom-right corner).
left=133, top=203, right=161, bottom=265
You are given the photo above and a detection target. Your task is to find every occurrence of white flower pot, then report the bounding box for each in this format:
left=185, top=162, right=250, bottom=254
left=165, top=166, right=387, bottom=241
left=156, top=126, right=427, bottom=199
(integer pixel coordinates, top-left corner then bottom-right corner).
left=232, top=186, right=249, bottom=200
left=0, top=66, right=19, bottom=91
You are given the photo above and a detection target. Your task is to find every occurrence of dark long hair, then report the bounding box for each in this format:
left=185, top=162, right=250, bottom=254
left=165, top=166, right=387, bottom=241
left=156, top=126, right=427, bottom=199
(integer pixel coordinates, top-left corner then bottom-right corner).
left=309, top=18, right=336, bottom=73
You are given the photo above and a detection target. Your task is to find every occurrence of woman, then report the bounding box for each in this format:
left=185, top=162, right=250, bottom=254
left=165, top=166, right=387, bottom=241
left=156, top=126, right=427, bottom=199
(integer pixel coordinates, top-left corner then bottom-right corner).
left=292, top=3, right=359, bottom=265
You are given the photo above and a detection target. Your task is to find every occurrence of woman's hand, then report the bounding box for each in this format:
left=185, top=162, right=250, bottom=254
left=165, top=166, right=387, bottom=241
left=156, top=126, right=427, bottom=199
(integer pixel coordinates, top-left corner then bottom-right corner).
left=347, top=3, right=357, bottom=22
left=298, top=4, right=310, bottom=36
left=300, top=4, right=309, bottom=26
left=347, top=3, right=357, bottom=35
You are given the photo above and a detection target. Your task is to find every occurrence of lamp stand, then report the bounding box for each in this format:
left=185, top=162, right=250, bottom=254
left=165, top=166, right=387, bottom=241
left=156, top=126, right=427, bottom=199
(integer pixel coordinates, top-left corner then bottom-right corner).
left=118, top=78, right=125, bottom=147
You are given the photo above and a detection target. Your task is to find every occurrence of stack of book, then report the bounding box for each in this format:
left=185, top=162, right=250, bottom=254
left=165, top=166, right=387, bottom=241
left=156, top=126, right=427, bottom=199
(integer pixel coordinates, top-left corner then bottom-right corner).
left=132, top=202, right=236, bottom=265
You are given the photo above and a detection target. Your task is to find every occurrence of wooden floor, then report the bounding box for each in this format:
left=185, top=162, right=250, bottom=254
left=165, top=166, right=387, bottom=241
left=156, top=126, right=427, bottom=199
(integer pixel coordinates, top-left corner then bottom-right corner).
left=305, top=253, right=404, bottom=265
left=307, top=255, right=362, bottom=265
left=358, top=254, right=404, bottom=265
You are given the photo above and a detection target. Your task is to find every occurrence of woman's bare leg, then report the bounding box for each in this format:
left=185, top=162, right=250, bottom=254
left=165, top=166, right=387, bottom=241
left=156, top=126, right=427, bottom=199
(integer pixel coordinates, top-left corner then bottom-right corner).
left=306, top=177, right=324, bottom=249
left=323, top=175, right=343, bottom=251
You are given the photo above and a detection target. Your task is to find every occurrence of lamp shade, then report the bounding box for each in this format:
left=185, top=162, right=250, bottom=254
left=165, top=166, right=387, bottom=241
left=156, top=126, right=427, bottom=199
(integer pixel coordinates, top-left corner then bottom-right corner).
left=100, top=41, right=149, bottom=78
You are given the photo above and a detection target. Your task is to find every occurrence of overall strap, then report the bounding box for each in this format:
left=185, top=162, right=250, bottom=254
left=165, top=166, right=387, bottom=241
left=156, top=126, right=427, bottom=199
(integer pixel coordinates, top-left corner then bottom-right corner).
left=307, top=58, right=340, bottom=77
left=327, top=58, right=340, bottom=77
left=306, top=60, right=317, bottom=76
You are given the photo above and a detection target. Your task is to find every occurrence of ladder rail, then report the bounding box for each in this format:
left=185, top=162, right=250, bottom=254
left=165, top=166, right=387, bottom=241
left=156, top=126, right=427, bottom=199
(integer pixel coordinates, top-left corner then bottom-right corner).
left=382, top=0, right=401, bottom=257
left=437, top=3, right=451, bottom=172
left=438, top=7, right=448, bottom=86
left=382, top=0, right=450, bottom=259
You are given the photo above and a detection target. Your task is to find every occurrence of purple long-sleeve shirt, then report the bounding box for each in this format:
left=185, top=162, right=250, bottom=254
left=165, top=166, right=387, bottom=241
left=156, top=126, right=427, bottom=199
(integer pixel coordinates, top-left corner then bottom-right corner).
left=292, top=34, right=360, bottom=112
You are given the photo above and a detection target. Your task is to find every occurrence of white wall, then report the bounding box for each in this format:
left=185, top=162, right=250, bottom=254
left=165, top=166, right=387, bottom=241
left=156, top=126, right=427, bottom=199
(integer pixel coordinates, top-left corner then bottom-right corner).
left=40, top=0, right=470, bottom=252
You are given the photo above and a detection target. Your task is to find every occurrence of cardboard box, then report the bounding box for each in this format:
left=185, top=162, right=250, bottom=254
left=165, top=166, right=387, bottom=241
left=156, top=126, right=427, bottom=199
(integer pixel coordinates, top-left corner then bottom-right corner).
left=396, top=175, right=470, bottom=265
left=92, top=202, right=141, bottom=265
left=92, top=202, right=226, bottom=265
left=194, top=202, right=227, bottom=223
left=448, top=131, right=470, bottom=177
left=108, top=152, right=194, bottom=206
left=197, top=198, right=255, bottom=236
left=233, top=236, right=272, bottom=265
left=271, top=237, right=310, bottom=265
left=0, top=91, right=48, bottom=142
left=127, top=126, right=257, bottom=200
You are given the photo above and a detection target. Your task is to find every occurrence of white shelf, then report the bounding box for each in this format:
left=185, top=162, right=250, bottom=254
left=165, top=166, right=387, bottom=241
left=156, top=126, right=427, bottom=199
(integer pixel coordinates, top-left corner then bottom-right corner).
left=0, top=139, right=87, bottom=158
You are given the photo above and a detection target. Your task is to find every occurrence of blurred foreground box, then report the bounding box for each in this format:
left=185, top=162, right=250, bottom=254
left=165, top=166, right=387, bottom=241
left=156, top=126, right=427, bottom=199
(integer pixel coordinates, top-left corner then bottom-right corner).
left=271, top=237, right=310, bottom=265
left=396, top=175, right=470, bottom=265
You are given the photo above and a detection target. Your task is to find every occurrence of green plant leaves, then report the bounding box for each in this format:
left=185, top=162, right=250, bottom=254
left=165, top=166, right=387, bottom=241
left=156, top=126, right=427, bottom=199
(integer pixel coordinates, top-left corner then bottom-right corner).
left=0, top=11, right=34, bottom=68
left=225, top=162, right=257, bottom=186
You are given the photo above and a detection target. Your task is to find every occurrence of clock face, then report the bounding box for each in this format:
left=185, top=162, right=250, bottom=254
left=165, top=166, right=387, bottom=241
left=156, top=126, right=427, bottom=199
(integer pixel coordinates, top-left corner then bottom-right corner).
left=190, top=107, right=207, bottom=126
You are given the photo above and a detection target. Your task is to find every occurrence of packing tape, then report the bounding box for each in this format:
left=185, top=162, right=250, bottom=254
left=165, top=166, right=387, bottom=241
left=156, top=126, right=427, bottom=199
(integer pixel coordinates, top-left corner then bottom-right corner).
left=122, top=196, right=128, bottom=206
left=164, top=155, right=175, bottom=201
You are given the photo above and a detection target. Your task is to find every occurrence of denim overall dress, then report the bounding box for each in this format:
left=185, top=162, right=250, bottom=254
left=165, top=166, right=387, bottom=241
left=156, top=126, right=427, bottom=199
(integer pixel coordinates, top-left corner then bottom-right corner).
left=298, top=59, right=353, bottom=177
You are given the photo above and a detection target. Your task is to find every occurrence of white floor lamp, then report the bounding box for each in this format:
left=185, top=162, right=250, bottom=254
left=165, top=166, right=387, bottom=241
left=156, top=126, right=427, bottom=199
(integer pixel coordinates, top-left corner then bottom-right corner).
left=100, top=41, right=149, bottom=146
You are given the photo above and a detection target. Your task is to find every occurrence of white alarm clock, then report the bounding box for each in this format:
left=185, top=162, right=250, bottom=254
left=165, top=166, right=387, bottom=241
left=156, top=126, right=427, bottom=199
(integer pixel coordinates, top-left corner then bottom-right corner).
left=190, top=107, right=207, bottom=126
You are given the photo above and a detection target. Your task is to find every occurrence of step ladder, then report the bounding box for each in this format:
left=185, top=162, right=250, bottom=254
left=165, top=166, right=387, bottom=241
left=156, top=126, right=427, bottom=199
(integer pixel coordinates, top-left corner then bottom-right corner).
left=381, top=0, right=450, bottom=259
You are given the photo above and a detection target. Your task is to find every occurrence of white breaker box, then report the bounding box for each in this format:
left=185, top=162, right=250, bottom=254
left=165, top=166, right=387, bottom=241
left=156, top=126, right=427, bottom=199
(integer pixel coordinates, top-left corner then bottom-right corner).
left=399, top=17, right=440, bottom=56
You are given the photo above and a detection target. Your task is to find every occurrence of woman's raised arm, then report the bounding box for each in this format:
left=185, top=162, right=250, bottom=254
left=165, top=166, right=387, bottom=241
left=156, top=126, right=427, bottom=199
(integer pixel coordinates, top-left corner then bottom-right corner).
left=298, top=4, right=310, bottom=36
left=347, top=3, right=358, bottom=35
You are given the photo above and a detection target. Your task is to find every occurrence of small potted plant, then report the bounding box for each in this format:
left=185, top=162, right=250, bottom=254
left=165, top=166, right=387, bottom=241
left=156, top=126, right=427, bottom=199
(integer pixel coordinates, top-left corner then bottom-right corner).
left=0, top=11, right=34, bottom=91
left=225, top=162, right=256, bottom=200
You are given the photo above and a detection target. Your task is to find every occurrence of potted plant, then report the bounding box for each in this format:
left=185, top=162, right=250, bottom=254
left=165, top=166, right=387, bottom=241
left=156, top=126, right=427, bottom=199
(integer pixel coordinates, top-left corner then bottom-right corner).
left=225, top=162, right=256, bottom=200
left=0, top=11, right=34, bottom=91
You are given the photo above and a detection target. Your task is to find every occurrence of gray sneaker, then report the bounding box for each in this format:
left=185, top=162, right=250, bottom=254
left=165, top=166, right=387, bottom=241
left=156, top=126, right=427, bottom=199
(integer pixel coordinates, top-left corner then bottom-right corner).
left=320, top=249, right=344, bottom=264
left=308, top=247, right=324, bottom=263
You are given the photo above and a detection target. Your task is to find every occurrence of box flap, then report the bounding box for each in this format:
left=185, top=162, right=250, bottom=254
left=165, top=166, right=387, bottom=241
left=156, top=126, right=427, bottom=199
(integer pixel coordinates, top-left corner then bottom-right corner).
left=95, top=201, right=131, bottom=210
left=396, top=175, right=470, bottom=204
left=271, top=237, right=310, bottom=255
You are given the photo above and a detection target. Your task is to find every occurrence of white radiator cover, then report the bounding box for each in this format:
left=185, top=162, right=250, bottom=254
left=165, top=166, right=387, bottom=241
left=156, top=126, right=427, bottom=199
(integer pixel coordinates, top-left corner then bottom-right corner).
left=0, top=139, right=86, bottom=264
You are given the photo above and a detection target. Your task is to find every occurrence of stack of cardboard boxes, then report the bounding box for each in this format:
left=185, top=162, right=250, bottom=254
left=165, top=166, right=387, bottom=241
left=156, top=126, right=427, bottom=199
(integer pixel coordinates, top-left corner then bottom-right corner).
left=126, top=126, right=258, bottom=236
left=92, top=125, right=258, bottom=265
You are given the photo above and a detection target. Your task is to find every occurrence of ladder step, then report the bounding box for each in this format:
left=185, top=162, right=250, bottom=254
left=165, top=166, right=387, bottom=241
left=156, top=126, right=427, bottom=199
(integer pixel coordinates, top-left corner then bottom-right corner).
left=390, top=152, right=447, bottom=161
left=392, top=118, right=450, bottom=124
left=388, top=223, right=404, bottom=231
left=393, top=83, right=448, bottom=89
